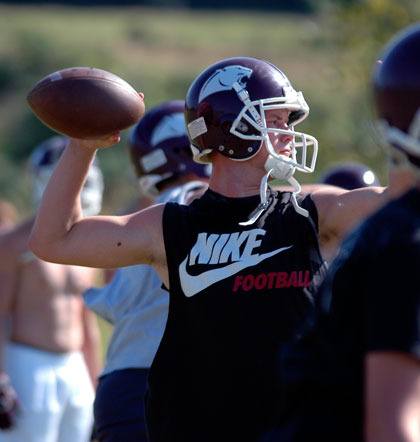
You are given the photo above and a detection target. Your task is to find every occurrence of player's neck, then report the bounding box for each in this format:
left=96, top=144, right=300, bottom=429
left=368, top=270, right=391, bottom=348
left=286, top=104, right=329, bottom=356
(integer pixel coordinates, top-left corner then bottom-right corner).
left=209, top=160, right=264, bottom=198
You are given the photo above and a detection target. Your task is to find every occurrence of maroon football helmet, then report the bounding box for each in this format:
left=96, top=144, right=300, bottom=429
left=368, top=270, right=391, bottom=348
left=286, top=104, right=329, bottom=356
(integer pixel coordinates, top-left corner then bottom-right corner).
left=185, top=56, right=317, bottom=175
left=129, top=100, right=210, bottom=197
left=373, top=24, right=420, bottom=168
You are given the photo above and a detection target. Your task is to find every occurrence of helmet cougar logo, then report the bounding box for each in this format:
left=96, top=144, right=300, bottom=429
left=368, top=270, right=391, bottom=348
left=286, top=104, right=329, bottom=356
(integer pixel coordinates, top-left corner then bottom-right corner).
left=198, top=65, right=253, bottom=102
left=151, top=113, right=186, bottom=147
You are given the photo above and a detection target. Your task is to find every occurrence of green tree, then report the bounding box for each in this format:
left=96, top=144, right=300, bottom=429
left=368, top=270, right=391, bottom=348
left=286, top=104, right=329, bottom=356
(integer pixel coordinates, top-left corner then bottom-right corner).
left=316, top=0, right=419, bottom=181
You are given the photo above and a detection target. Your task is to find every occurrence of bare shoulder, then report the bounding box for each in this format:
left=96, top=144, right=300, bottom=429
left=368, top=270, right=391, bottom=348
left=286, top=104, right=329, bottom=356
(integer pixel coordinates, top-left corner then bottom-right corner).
left=127, top=201, right=166, bottom=225
left=124, top=202, right=168, bottom=282
left=128, top=201, right=165, bottom=223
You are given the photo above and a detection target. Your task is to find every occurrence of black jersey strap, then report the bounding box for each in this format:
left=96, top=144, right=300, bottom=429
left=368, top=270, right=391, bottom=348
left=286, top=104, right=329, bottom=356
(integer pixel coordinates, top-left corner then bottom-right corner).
left=298, top=193, right=319, bottom=233
left=162, top=202, right=191, bottom=296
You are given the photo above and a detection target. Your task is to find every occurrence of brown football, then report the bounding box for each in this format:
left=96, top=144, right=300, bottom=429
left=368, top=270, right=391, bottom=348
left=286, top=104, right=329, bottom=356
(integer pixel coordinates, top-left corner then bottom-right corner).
left=27, top=67, right=145, bottom=139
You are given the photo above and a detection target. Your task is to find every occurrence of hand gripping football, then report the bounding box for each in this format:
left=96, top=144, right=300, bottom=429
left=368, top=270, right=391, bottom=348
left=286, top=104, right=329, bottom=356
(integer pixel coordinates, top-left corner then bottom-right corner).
left=27, top=67, right=145, bottom=139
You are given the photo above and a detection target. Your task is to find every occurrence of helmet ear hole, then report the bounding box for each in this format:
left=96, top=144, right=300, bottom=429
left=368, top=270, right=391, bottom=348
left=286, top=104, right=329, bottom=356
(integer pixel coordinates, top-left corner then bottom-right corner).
left=221, top=119, right=232, bottom=135
left=236, top=121, right=250, bottom=135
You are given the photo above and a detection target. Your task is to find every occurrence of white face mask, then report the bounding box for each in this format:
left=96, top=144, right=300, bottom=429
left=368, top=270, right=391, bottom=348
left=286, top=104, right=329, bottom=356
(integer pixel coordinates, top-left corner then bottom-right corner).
left=229, top=86, right=318, bottom=219
left=230, top=91, right=318, bottom=174
left=32, top=164, right=104, bottom=216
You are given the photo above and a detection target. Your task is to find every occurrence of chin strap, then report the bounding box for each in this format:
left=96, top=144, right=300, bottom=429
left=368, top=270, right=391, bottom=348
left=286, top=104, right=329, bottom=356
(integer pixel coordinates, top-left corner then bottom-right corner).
left=239, top=155, right=309, bottom=225
left=288, top=176, right=309, bottom=217
left=265, top=154, right=309, bottom=218
left=239, top=171, right=272, bottom=226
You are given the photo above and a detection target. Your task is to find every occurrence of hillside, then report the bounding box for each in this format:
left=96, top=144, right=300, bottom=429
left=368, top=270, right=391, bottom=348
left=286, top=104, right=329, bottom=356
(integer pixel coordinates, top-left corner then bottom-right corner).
left=0, top=3, right=416, bottom=213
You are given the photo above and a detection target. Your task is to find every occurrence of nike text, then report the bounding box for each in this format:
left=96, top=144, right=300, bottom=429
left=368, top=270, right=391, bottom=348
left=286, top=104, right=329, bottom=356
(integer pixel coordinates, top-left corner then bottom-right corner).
left=189, top=229, right=265, bottom=265
left=179, top=229, right=293, bottom=297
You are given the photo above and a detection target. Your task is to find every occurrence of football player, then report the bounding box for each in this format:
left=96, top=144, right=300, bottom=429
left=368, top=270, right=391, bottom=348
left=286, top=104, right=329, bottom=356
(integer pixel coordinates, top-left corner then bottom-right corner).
left=0, top=136, right=103, bottom=442
left=83, top=100, right=209, bottom=442
left=29, top=56, right=390, bottom=441
left=298, top=23, right=420, bottom=442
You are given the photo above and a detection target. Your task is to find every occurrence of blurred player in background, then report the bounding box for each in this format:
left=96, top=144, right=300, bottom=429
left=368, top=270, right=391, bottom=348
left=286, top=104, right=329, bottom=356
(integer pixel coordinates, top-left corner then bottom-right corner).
left=84, top=100, right=209, bottom=442
left=320, top=161, right=381, bottom=190
left=0, top=136, right=103, bottom=442
left=30, top=56, right=390, bottom=442
left=0, top=200, right=18, bottom=233
left=298, top=24, right=420, bottom=442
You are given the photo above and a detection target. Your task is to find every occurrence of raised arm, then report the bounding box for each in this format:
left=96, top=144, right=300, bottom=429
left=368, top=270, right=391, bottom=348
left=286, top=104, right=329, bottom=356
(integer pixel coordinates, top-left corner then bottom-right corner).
left=29, top=137, right=166, bottom=272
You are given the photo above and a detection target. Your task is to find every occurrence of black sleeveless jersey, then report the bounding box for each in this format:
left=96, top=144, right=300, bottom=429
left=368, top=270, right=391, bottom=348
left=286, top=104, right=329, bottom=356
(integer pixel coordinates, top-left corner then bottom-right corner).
left=146, top=188, right=324, bottom=442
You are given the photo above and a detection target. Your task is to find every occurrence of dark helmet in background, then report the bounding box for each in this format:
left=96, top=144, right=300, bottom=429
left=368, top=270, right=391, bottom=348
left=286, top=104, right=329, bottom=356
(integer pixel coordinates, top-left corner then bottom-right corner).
left=373, top=23, right=420, bottom=168
left=29, top=135, right=104, bottom=215
left=129, top=100, right=210, bottom=197
left=320, top=162, right=380, bottom=190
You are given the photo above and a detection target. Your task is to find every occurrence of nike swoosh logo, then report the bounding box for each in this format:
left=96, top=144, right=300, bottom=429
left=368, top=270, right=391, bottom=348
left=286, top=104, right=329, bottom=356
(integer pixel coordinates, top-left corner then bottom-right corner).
left=179, top=245, right=293, bottom=297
